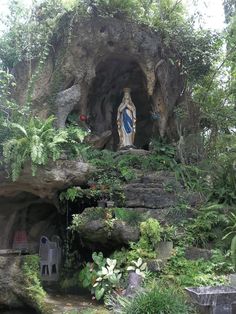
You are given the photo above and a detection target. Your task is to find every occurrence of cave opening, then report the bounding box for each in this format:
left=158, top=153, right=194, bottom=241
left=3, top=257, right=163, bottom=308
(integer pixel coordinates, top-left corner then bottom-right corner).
left=0, top=193, right=61, bottom=253
left=87, top=56, right=153, bottom=150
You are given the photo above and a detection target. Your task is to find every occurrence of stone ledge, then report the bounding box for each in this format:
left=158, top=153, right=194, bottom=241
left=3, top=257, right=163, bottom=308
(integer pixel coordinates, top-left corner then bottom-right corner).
left=0, top=159, right=93, bottom=200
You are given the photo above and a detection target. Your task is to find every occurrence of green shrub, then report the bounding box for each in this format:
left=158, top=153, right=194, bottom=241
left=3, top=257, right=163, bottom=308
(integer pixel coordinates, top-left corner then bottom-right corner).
left=183, top=203, right=229, bottom=247
left=127, top=239, right=157, bottom=262
left=79, top=252, right=122, bottom=300
left=161, top=247, right=230, bottom=287
left=140, top=218, right=162, bottom=249
left=161, top=225, right=177, bottom=242
left=114, top=284, right=192, bottom=314
left=109, top=248, right=129, bottom=269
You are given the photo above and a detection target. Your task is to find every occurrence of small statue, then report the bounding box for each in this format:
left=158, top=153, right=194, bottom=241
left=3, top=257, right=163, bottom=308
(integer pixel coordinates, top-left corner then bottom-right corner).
left=117, top=88, right=136, bottom=149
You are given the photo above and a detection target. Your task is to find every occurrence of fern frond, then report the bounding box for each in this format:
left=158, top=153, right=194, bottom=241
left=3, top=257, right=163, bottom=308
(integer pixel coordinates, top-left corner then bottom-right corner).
left=10, top=123, right=28, bottom=137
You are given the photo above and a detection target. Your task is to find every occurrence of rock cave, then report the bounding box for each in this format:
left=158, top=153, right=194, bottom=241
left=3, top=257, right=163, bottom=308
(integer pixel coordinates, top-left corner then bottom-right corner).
left=87, top=56, right=152, bottom=150
left=0, top=193, right=60, bottom=252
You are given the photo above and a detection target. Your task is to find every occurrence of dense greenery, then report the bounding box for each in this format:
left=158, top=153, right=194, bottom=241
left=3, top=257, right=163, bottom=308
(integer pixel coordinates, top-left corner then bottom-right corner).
left=2, top=0, right=236, bottom=313
left=109, top=283, right=195, bottom=314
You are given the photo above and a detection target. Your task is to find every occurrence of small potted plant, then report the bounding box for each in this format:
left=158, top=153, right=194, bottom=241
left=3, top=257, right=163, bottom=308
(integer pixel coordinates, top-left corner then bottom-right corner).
left=106, top=189, right=115, bottom=207
left=97, top=196, right=107, bottom=208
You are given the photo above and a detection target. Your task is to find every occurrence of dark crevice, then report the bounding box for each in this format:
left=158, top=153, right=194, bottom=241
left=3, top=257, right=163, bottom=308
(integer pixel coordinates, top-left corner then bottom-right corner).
left=65, top=77, right=76, bottom=90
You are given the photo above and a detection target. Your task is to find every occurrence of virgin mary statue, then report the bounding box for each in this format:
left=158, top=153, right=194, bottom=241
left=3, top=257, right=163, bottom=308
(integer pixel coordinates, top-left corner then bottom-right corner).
left=117, top=88, right=136, bottom=149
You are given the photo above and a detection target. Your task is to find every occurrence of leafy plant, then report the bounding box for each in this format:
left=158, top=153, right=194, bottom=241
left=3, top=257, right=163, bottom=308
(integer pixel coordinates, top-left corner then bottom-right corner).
left=127, top=258, right=147, bottom=278
left=223, top=212, right=236, bottom=240
left=93, top=258, right=122, bottom=300
left=79, top=263, right=97, bottom=289
left=113, top=208, right=144, bottom=226
left=79, top=252, right=122, bottom=300
left=127, top=240, right=157, bottom=262
left=140, top=218, right=162, bottom=249
left=161, top=247, right=230, bottom=287
left=208, top=138, right=236, bottom=204
left=59, top=187, right=102, bottom=202
left=79, top=252, right=106, bottom=291
left=109, top=248, right=129, bottom=270
left=161, top=225, right=177, bottom=242
left=184, top=203, right=229, bottom=247
left=3, top=115, right=69, bottom=180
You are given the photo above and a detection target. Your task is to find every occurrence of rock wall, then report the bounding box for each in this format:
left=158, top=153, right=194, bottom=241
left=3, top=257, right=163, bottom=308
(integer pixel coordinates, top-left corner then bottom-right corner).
left=124, top=171, right=203, bottom=224
left=13, top=16, right=184, bottom=148
left=0, top=160, right=92, bottom=251
left=0, top=256, right=48, bottom=312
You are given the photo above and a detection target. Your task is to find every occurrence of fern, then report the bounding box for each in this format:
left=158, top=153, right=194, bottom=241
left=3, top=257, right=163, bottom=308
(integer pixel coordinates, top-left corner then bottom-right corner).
left=2, top=115, right=74, bottom=181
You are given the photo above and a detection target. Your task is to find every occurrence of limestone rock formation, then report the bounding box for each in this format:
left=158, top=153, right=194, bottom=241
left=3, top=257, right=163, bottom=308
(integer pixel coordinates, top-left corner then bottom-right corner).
left=0, top=160, right=93, bottom=252
left=124, top=171, right=203, bottom=223
left=0, top=256, right=46, bottom=312
left=78, top=219, right=140, bottom=250
left=0, top=159, right=93, bottom=199
left=13, top=16, right=184, bottom=150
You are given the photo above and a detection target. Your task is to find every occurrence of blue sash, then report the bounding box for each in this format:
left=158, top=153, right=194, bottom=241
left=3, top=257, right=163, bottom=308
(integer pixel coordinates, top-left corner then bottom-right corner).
left=123, top=108, right=133, bottom=134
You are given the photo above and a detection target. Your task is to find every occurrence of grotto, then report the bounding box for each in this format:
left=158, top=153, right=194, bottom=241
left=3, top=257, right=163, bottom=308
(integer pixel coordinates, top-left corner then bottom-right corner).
left=0, top=9, right=208, bottom=314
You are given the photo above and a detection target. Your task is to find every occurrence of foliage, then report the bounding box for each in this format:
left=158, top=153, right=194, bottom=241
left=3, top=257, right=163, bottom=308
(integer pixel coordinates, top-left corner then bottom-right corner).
left=79, top=252, right=122, bottom=300
left=206, top=135, right=236, bottom=204
left=182, top=203, right=229, bottom=247
left=79, top=252, right=105, bottom=290
left=140, top=218, right=162, bottom=249
left=60, top=186, right=102, bottom=202
left=93, top=258, right=122, bottom=300
left=111, top=282, right=193, bottom=314
left=60, top=187, right=82, bottom=202
left=127, top=257, right=147, bottom=278
left=117, top=218, right=164, bottom=263
left=109, top=248, right=129, bottom=270
left=60, top=270, right=82, bottom=290
left=174, top=163, right=208, bottom=193
left=127, top=239, right=157, bottom=262
left=3, top=115, right=69, bottom=180
left=223, top=212, right=236, bottom=241
left=65, top=117, right=88, bottom=159
left=113, top=208, right=145, bottom=226
left=22, top=255, right=50, bottom=314
left=161, top=247, right=230, bottom=287
left=69, top=207, right=109, bottom=232
left=0, top=0, right=68, bottom=69
left=0, top=68, right=32, bottom=157
left=161, top=225, right=177, bottom=242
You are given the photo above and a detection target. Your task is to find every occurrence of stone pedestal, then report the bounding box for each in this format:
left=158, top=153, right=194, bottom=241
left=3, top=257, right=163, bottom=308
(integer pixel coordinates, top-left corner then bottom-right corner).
left=185, top=286, right=236, bottom=314
left=211, top=304, right=231, bottom=314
